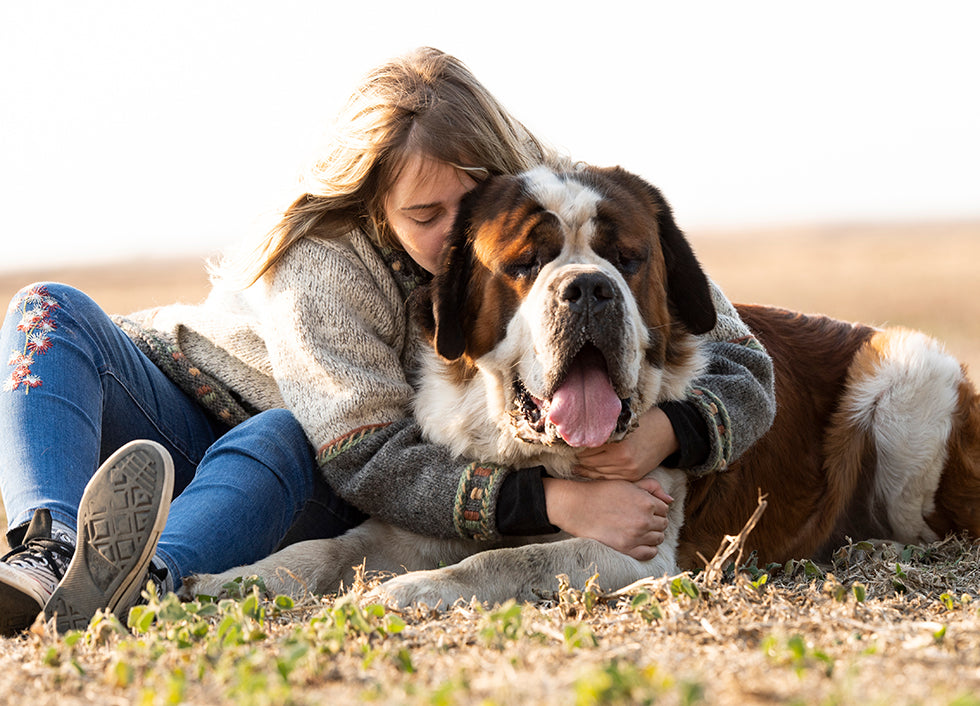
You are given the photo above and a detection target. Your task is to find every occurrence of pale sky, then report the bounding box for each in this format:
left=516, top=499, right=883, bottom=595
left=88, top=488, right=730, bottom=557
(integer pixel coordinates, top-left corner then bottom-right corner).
left=2, top=1, right=978, bottom=272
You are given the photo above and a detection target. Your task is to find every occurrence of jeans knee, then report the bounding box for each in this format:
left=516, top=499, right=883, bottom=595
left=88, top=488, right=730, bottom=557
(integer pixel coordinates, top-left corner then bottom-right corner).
left=4, top=282, right=104, bottom=333
left=248, top=408, right=309, bottom=451
left=212, top=409, right=315, bottom=494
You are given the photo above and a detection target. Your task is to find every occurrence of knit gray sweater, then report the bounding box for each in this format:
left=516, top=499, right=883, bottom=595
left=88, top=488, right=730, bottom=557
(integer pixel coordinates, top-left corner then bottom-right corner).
left=114, top=227, right=775, bottom=540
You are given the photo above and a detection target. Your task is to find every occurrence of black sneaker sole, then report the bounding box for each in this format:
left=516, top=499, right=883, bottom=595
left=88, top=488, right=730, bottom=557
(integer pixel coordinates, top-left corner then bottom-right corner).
left=43, top=440, right=174, bottom=633
left=0, top=582, right=45, bottom=636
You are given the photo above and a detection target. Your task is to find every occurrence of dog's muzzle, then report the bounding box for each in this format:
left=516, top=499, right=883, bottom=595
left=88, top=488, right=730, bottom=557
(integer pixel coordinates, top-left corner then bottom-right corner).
left=508, top=269, right=639, bottom=448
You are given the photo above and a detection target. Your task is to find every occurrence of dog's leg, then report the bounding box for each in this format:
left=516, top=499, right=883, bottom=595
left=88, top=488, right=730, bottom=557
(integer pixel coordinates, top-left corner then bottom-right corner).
left=179, top=519, right=481, bottom=601
left=375, top=470, right=686, bottom=609
left=373, top=536, right=674, bottom=609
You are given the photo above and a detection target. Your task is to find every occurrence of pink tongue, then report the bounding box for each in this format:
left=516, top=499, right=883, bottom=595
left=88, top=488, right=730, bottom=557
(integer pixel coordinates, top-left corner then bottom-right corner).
left=546, top=348, right=622, bottom=448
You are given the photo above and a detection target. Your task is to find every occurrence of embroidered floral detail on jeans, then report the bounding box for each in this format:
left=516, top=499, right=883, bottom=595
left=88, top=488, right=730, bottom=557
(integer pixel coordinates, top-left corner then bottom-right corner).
left=4, top=285, right=59, bottom=393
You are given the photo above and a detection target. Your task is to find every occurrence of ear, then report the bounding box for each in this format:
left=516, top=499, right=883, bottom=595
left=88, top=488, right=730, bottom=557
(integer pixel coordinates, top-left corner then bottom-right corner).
left=655, top=198, right=717, bottom=335
left=595, top=166, right=717, bottom=335
left=428, top=186, right=486, bottom=360
left=431, top=232, right=472, bottom=360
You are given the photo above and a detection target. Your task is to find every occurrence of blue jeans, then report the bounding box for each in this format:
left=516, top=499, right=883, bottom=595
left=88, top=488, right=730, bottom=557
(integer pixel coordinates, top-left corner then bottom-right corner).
left=0, top=283, right=364, bottom=589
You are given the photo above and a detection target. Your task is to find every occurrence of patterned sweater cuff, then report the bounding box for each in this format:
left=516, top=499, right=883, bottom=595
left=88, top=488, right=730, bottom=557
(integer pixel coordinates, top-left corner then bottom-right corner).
left=687, top=386, right=733, bottom=474
left=112, top=316, right=256, bottom=428
left=453, top=462, right=508, bottom=541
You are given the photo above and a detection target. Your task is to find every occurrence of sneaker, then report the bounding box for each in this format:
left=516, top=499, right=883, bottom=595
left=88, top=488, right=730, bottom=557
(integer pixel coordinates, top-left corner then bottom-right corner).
left=134, top=559, right=174, bottom=604
left=0, top=509, right=74, bottom=636
left=43, top=439, right=174, bottom=633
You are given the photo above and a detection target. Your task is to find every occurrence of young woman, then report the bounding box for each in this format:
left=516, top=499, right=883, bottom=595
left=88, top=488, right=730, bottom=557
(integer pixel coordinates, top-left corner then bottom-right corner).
left=0, top=47, right=774, bottom=634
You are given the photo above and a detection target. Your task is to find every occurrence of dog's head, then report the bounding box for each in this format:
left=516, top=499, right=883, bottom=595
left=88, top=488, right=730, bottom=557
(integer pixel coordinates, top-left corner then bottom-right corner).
left=414, top=165, right=715, bottom=453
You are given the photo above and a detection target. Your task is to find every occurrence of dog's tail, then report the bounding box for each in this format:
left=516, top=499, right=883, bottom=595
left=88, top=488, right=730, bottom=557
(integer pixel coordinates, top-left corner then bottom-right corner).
left=826, top=328, right=967, bottom=545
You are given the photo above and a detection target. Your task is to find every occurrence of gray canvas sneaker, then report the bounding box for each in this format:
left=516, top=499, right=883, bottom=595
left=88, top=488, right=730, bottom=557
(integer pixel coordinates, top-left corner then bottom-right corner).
left=0, top=509, right=74, bottom=636
left=43, top=439, right=174, bottom=633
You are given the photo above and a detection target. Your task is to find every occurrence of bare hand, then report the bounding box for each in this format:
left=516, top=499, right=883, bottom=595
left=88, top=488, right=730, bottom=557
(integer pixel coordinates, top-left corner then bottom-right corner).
left=543, top=476, right=671, bottom=560
left=574, top=407, right=679, bottom=482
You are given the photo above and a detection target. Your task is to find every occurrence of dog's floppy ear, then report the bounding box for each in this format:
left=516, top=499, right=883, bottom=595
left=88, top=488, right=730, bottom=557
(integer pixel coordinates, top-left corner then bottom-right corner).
left=425, top=186, right=486, bottom=360
left=597, top=167, right=717, bottom=334
left=606, top=170, right=717, bottom=335
left=431, top=233, right=472, bottom=360
left=656, top=198, right=717, bottom=335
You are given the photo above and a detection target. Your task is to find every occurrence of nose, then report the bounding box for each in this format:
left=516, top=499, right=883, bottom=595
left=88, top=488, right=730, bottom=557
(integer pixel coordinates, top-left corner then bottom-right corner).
left=561, top=272, right=617, bottom=314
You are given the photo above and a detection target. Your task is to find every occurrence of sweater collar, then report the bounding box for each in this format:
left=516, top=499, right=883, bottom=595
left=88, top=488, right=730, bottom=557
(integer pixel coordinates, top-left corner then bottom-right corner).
left=376, top=244, right=432, bottom=300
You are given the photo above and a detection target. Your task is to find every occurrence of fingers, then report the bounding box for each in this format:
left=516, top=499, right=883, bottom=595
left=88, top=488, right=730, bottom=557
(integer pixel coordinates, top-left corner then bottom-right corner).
left=634, top=477, right=674, bottom=505
left=573, top=445, right=638, bottom=479
left=573, top=462, right=649, bottom=482
left=625, top=537, right=663, bottom=561
left=648, top=513, right=668, bottom=533
left=555, top=476, right=672, bottom=561
left=631, top=490, right=670, bottom=521
left=619, top=508, right=669, bottom=560
left=628, top=546, right=658, bottom=561
left=572, top=465, right=637, bottom=481
left=651, top=488, right=675, bottom=505
left=571, top=465, right=603, bottom=480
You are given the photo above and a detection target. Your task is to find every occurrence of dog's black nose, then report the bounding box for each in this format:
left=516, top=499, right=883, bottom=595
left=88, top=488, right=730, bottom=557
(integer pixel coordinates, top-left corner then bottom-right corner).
left=561, top=272, right=616, bottom=314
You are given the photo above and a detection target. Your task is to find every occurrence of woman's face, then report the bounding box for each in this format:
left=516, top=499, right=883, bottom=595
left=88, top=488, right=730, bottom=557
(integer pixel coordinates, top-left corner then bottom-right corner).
left=383, top=153, right=479, bottom=274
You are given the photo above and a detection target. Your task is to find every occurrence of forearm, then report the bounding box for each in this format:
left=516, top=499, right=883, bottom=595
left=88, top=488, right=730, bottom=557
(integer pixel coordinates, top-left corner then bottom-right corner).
left=318, top=418, right=510, bottom=541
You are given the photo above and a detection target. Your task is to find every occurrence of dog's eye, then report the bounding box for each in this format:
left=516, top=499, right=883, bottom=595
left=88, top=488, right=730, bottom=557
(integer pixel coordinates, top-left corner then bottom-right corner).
left=503, top=253, right=540, bottom=280
left=608, top=250, right=644, bottom=277
left=617, top=255, right=643, bottom=276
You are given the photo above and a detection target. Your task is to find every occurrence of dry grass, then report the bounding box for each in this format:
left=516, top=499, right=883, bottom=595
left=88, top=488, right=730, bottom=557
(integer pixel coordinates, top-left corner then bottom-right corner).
left=1, top=221, right=980, bottom=705
left=2, top=518, right=979, bottom=705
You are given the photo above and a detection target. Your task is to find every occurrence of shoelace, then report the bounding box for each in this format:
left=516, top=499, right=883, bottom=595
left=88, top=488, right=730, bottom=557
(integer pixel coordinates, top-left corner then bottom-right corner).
left=1, top=536, right=75, bottom=592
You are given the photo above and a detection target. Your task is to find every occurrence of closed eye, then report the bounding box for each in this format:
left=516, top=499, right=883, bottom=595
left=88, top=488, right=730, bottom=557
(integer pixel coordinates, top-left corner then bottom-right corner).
left=617, top=254, right=643, bottom=276
left=601, top=245, right=646, bottom=277
left=501, top=220, right=561, bottom=280
left=503, top=255, right=540, bottom=280
left=401, top=205, right=442, bottom=226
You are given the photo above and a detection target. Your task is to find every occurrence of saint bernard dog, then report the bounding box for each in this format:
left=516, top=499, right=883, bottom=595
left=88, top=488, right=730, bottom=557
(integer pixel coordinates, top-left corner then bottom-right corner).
left=183, top=165, right=980, bottom=608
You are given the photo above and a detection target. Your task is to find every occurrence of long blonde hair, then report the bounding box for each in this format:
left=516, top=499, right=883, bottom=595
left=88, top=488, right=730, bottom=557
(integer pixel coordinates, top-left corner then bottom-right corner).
left=221, top=47, right=563, bottom=287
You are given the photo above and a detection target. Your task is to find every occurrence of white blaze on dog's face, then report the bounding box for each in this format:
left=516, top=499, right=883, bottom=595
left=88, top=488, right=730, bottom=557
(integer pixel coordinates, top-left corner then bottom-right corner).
left=422, top=165, right=716, bottom=456
left=483, top=168, right=648, bottom=448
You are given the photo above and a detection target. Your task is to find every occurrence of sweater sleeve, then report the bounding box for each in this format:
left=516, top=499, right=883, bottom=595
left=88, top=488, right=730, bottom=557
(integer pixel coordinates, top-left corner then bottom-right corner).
left=677, top=279, right=776, bottom=476
left=259, top=234, right=510, bottom=541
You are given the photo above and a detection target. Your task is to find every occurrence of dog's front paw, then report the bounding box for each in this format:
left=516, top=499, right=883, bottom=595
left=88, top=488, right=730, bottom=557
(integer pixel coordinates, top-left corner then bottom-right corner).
left=178, top=573, right=225, bottom=600
left=370, top=570, right=475, bottom=610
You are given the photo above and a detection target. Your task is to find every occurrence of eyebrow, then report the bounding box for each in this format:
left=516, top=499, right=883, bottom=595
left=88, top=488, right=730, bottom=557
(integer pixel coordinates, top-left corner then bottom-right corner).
left=400, top=203, right=441, bottom=212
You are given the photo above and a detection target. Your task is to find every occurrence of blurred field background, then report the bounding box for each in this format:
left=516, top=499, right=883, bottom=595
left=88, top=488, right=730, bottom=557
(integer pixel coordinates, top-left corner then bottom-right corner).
left=1, top=220, right=979, bottom=542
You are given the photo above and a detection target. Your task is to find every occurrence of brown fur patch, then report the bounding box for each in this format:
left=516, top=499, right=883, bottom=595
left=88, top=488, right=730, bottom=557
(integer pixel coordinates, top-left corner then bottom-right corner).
left=677, top=306, right=879, bottom=566
left=927, top=377, right=980, bottom=536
